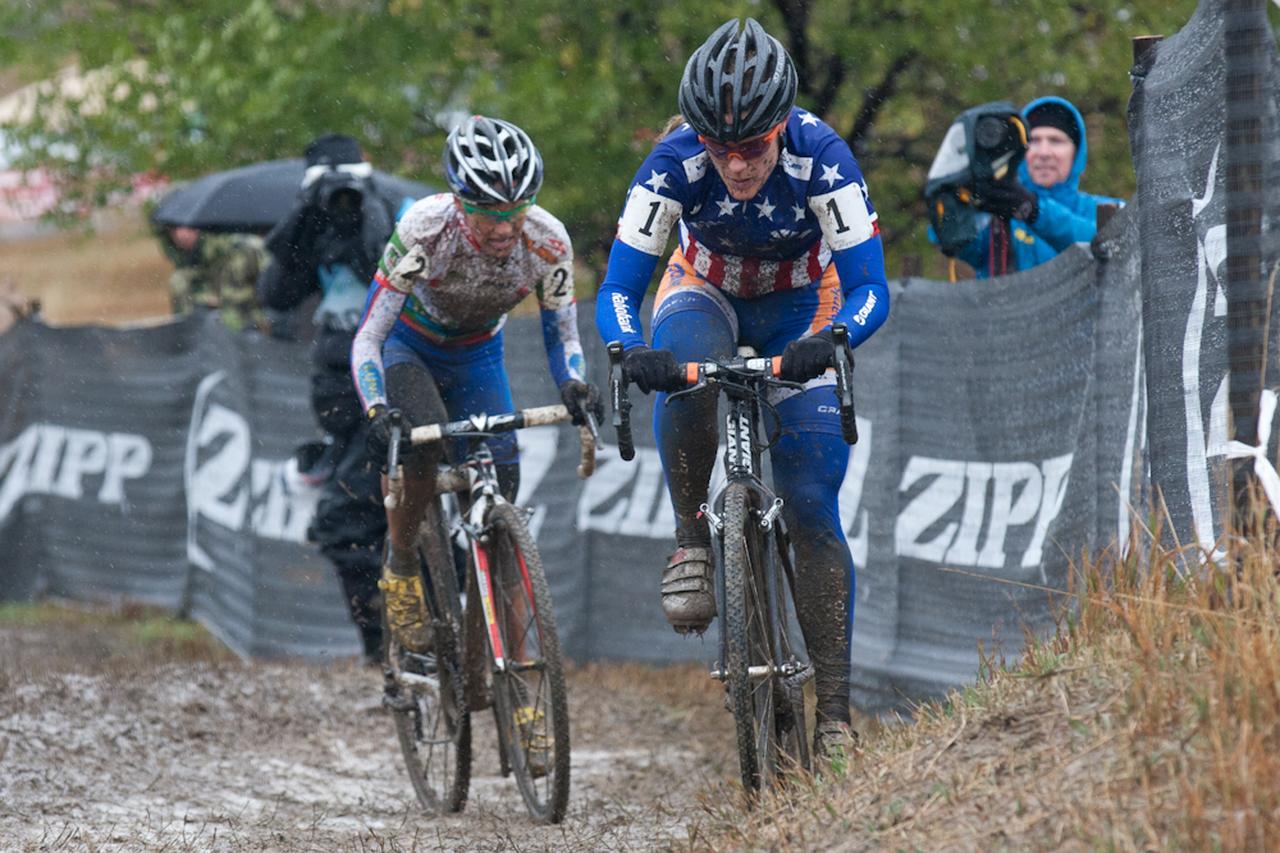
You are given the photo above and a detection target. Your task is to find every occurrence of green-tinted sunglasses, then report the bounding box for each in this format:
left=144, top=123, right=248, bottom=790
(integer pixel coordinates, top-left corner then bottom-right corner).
left=460, top=196, right=536, bottom=219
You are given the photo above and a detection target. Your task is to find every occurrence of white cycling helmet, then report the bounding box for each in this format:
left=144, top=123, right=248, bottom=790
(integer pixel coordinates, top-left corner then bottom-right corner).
left=443, top=115, right=544, bottom=205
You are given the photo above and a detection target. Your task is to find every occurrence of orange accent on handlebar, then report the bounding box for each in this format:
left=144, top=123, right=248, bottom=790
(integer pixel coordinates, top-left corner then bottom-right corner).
left=770, top=356, right=782, bottom=377
left=685, top=363, right=699, bottom=386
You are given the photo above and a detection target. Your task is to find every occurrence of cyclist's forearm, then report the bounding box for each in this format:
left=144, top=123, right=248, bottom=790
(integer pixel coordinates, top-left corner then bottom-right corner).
left=595, top=239, right=657, bottom=350
left=539, top=302, right=586, bottom=386
left=830, top=237, right=890, bottom=347
left=351, top=280, right=406, bottom=411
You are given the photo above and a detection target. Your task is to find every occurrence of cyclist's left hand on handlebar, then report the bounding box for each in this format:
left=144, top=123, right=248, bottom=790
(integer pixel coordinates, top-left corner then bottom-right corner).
left=559, top=379, right=605, bottom=427
left=779, top=329, right=836, bottom=382
left=365, top=404, right=396, bottom=459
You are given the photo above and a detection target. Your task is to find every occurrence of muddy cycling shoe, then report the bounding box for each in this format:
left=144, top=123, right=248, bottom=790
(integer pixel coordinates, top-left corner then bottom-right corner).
left=377, top=569, right=432, bottom=654
left=813, top=719, right=860, bottom=767
left=662, top=546, right=716, bottom=634
left=515, top=704, right=551, bottom=778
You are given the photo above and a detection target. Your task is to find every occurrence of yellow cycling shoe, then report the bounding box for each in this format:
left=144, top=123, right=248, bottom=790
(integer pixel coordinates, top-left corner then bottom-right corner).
left=378, top=568, right=432, bottom=654
left=514, top=704, right=551, bottom=778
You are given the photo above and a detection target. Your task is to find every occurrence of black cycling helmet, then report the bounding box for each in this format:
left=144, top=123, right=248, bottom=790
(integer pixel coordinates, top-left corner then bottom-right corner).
left=678, top=18, right=798, bottom=143
left=443, top=115, right=544, bottom=205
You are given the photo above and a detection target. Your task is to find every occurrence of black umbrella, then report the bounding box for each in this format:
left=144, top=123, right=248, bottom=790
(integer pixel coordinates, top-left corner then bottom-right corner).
left=151, top=158, right=435, bottom=232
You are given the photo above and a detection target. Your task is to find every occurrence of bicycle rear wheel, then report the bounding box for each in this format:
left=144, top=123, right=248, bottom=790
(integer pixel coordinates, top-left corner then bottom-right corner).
left=482, top=501, right=570, bottom=823
left=388, top=502, right=472, bottom=814
left=721, top=482, right=810, bottom=793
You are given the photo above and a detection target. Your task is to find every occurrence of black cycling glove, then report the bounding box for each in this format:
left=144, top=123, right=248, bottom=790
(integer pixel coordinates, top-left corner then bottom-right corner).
left=623, top=346, right=683, bottom=394
left=365, top=404, right=396, bottom=461
left=971, top=177, right=1039, bottom=223
left=559, top=379, right=605, bottom=426
left=780, top=329, right=835, bottom=382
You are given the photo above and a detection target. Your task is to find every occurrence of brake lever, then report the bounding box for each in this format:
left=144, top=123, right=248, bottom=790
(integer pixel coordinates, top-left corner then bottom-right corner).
left=761, top=376, right=807, bottom=391
left=664, top=379, right=709, bottom=405
left=607, top=341, right=635, bottom=461
left=384, top=408, right=404, bottom=509
left=830, top=324, right=858, bottom=444
left=583, top=409, right=602, bottom=450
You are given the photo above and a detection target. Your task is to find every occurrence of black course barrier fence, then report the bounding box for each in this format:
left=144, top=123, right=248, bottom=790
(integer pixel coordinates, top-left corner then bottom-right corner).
left=0, top=0, right=1276, bottom=711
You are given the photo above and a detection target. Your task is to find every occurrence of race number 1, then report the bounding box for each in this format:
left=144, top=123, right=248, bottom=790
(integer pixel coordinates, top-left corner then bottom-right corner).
left=618, top=184, right=682, bottom=255
left=810, top=181, right=876, bottom=251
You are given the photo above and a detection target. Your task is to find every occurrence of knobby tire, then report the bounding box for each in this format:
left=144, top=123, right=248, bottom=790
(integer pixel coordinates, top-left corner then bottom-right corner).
left=721, top=483, right=762, bottom=791
left=485, top=501, right=571, bottom=824
left=391, top=501, right=472, bottom=815
left=722, top=482, right=810, bottom=793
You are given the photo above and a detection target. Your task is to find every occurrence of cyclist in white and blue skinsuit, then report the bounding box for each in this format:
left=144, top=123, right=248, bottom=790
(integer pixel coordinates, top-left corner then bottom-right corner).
left=594, top=18, right=890, bottom=756
left=352, top=117, right=603, bottom=657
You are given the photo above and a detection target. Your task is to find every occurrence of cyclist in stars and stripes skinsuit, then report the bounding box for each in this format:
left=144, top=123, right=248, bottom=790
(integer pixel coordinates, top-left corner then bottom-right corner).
left=594, top=18, right=890, bottom=758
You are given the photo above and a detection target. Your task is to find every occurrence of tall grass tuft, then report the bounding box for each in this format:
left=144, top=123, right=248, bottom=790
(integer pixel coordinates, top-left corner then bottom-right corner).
left=687, top=491, right=1280, bottom=851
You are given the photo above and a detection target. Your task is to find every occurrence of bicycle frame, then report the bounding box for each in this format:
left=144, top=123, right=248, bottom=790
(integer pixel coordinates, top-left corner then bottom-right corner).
left=386, top=404, right=596, bottom=682
left=451, top=443, right=532, bottom=675
left=698, top=379, right=797, bottom=687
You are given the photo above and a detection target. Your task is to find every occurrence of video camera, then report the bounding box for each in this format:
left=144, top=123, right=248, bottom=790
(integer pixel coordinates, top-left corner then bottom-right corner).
left=924, top=101, right=1028, bottom=256
left=301, top=161, right=375, bottom=215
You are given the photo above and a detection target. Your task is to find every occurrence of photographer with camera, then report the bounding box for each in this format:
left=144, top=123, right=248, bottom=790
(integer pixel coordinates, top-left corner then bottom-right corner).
left=928, top=96, right=1122, bottom=279
left=258, top=133, right=409, bottom=663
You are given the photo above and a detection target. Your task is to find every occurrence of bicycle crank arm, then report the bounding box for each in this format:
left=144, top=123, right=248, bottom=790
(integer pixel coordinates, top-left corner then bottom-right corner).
left=396, top=671, right=440, bottom=688
left=506, top=659, right=547, bottom=673
left=710, top=664, right=777, bottom=681
left=710, top=659, right=809, bottom=681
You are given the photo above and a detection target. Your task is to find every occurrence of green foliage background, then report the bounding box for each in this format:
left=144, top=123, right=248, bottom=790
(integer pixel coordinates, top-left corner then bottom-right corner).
left=0, top=0, right=1206, bottom=284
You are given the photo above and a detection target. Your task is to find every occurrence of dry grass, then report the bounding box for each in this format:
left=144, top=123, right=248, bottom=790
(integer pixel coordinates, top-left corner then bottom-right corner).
left=0, top=208, right=171, bottom=325
left=689, top=497, right=1280, bottom=852
left=0, top=600, right=234, bottom=678
left=0, top=208, right=579, bottom=326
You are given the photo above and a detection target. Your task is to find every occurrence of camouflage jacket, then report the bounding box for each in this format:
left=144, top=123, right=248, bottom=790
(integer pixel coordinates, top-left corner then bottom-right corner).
left=168, top=233, right=270, bottom=332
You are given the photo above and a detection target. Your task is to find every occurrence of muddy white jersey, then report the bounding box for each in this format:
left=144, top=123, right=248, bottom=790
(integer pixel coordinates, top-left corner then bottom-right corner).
left=351, top=193, right=584, bottom=411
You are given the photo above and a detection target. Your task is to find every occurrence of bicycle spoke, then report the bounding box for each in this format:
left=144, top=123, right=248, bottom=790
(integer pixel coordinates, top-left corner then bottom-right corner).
left=722, top=482, right=808, bottom=793
left=484, top=502, right=570, bottom=823
left=387, top=512, right=472, bottom=816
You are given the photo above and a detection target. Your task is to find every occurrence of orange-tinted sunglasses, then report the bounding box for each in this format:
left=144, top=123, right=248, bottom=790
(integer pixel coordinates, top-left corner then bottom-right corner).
left=699, top=121, right=786, bottom=161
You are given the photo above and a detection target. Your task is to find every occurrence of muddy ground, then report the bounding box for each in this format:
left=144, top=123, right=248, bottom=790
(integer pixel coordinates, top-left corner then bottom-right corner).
left=0, top=612, right=739, bottom=851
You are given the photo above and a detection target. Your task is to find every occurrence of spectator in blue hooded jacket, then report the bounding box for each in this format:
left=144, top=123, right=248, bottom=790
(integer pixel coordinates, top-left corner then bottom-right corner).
left=952, top=96, right=1123, bottom=278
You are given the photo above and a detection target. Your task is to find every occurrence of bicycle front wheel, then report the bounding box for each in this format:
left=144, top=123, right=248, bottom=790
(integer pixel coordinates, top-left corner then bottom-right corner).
left=721, top=482, right=808, bottom=792
left=483, top=502, right=571, bottom=823
left=389, top=502, right=472, bottom=815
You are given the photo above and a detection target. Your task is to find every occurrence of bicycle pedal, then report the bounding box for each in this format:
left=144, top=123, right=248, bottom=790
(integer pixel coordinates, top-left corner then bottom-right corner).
left=400, top=652, right=438, bottom=676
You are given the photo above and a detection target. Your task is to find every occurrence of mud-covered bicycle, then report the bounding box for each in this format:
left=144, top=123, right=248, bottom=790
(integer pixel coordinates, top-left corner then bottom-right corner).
left=608, top=324, right=858, bottom=792
left=379, top=404, right=596, bottom=823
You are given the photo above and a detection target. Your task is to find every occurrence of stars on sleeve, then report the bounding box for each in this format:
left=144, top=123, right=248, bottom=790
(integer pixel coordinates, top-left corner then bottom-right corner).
left=791, top=203, right=807, bottom=222
left=798, top=111, right=820, bottom=127
left=715, top=196, right=739, bottom=217
left=754, top=197, right=776, bottom=220
left=819, top=163, right=844, bottom=188
left=643, top=170, right=670, bottom=192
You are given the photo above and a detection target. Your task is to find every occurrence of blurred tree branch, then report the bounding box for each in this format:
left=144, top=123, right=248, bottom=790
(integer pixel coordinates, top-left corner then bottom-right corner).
left=0, top=0, right=1205, bottom=281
